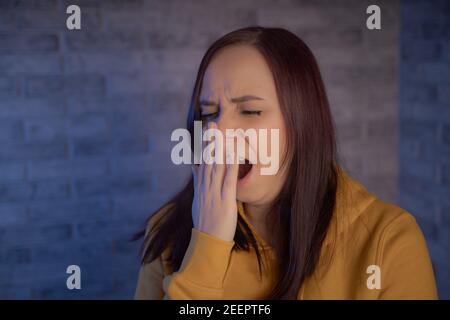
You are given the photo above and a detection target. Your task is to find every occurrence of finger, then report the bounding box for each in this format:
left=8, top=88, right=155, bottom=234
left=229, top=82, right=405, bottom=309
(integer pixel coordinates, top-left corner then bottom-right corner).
left=202, top=122, right=214, bottom=190
left=198, top=122, right=208, bottom=189
left=211, top=123, right=226, bottom=192
left=222, top=151, right=239, bottom=201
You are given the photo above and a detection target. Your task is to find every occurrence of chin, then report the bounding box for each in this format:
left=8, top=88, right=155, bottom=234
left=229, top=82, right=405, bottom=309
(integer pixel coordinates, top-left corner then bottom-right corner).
left=236, top=184, right=261, bottom=204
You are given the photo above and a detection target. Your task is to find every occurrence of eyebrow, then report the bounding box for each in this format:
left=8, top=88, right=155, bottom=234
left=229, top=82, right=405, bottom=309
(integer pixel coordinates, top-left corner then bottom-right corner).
left=199, top=95, right=264, bottom=107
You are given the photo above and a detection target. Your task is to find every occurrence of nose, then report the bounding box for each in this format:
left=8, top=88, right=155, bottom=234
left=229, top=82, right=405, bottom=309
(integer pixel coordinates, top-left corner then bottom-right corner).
left=215, top=108, right=238, bottom=133
left=214, top=109, right=254, bottom=161
left=214, top=110, right=239, bottom=157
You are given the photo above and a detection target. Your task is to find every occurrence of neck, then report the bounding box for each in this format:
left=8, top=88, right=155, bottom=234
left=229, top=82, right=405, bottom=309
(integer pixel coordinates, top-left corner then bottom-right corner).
left=244, top=203, right=270, bottom=222
left=244, top=202, right=276, bottom=248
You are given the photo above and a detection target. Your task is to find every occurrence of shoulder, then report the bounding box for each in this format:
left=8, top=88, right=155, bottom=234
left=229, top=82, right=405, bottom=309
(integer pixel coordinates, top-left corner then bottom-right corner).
left=358, top=199, right=437, bottom=298
left=342, top=190, right=428, bottom=262
left=335, top=169, right=426, bottom=251
left=342, top=197, right=437, bottom=298
left=358, top=197, right=425, bottom=253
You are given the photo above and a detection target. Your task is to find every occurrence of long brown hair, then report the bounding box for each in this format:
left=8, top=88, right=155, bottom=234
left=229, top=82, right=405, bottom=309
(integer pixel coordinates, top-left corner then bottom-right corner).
left=135, top=26, right=338, bottom=299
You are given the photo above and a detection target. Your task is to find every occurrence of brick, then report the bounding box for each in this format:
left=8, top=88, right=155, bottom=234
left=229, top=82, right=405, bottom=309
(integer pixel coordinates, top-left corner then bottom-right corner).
left=405, top=102, right=450, bottom=123
left=401, top=40, right=441, bottom=61
left=0, top=0, right=58, bottom=9
left=401, top=158, right=436, bottom=183
left=40, top=224, right=73, bottom=242
left=0, top=76, right=19, bottom=97
left=0, top=203, right=28, bottom=227
left=0, top=33, right=59, bottom=54
left=363, top=146, right=398, bottom=177
left=74, top=175, right=151, bottom=197
left=0, top=10, right=15, bottom=31
left=148, top=90, right=189, bottom=113
left=336, top=121, right=364, bottom=142
left=441, top=124, right=450, bottom=146
left=0, top=248, right=32, bottom=265
left=28, top=157, right=110, bottom=180
left=61, top=0, right=101, bottom=8
left=64, top=52, right=144, bottom=74
left=413, top=62, right=450, bottom=84
left=110, top=106, right=153, bottom=139
left=68, top=114, right=109, bottom=139
left=0, top=182, right=32, bottom=202
left=0, top=54, right=61, bottom=75
left=112, top=136, right=149, bottom=155
left=66, top=94, right=146, bottom=115
left=399, top=140, right=421, bottom=160
left=111, top=154, right=153, bottom=175
left=72, top=137, right=111, bottom=157
left=398, top=191, right=436, bottom=221
left=65, top=32, right=145, bottom=52
left=442, top=42, right=450, bottom=61
left=112, top=193, right=158, bottom=218
left=399, top=170, right=440, bottom=198
left=0, top=162, right=26, bottom=183
left=400, top=120, right=437, bottom=142
left=367, top=117, right=397, bottom=141
left=107, top=73, right=147, bottom=96
left=421, top=21, right=450, bottom=40
left=30, top=179, right=71, bottom=200
left=101, top=0, right=144, bottom=9
left=0, top=119, right=24, bottom=141
left=29, top=197, right=111, bottom=224
left=24, top=117, right=67, bottom=142
left=0, top=97, right=66, bottom=118
left=0, top=141, right=68, bottom=161
left=437, top=84, right=450, bottom=104
left=0, top=179, right=68, bottom=204
left=75, top=221, right=113, bottom=241
left=15, top=10, right=62, bottom=31
left=25, top=75, right=106, bottom=98
left=400, top=83, right=437, bottom=103
left=62, top=0, right=144, bottom=10
left=0, top=283, right=31, bottom=299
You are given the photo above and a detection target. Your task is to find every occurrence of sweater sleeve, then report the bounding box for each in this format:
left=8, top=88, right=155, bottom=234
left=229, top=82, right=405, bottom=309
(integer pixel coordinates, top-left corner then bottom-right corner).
left=378, top=212, right=438, bottom=299
left=135, top=228, right=235, bottom=300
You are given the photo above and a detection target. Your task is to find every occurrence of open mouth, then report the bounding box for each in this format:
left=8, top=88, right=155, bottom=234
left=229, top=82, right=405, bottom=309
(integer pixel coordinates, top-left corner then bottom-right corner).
left=238, top=159, right=253, bottom=180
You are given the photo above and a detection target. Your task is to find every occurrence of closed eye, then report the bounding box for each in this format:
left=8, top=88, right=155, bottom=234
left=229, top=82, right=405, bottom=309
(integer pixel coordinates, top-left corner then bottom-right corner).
left=200, top=111, right=219, bottom=119
left=241, top=110, right=262, bottom=116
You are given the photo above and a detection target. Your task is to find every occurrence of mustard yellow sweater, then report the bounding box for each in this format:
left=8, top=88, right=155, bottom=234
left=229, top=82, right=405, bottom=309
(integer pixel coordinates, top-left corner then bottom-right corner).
left=135, top=169, right=438, bottom=299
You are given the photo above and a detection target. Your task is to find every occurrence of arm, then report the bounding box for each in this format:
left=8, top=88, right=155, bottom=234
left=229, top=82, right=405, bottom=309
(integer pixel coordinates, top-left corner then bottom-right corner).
left=378, top=213, right=438, bottom=299
left=135, top=123, right=240, bottom=299
left=135, top=228, right=234, bottom=300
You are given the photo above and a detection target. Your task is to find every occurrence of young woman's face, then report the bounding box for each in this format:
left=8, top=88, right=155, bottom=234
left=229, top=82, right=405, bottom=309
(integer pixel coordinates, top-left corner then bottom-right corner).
left=199, top=45, right=288, bottom=206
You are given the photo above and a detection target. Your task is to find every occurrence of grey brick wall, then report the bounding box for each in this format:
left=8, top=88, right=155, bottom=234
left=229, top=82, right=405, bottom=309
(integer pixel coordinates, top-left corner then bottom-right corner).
left=399, top=0, right=450, bottom=299
left=0, top=0, right=411, bottom=299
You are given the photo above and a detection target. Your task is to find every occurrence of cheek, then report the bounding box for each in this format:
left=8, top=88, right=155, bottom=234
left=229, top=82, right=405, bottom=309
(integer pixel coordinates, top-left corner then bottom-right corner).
left=267, top=121, right=287, bottom=164
left=248, top=170, right=286, bottom=204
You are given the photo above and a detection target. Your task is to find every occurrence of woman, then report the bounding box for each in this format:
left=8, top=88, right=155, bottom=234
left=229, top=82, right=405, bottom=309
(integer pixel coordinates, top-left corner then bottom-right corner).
left=134, top=26, right=437, bottom=299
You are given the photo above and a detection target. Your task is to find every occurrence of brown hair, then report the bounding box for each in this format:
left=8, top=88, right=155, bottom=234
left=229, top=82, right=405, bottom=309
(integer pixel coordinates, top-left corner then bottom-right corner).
left=135, top=26, right=338, bottom=299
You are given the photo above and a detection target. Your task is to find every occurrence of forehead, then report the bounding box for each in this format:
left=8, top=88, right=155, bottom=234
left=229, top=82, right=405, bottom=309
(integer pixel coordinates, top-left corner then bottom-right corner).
left=200, top=45, right=277, bottom=100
